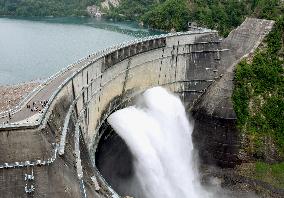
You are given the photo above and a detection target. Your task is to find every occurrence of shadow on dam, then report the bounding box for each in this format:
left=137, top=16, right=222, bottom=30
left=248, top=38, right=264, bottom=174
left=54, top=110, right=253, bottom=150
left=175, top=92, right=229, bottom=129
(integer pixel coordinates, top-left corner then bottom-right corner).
left=93, top=87, right=197, bottom=198
left=95, top=121, right=136, bottom=197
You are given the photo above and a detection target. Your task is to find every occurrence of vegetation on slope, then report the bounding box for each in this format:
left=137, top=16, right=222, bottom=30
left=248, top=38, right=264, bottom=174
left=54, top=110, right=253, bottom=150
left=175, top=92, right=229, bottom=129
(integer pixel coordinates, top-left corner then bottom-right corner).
left=237, top=162, right=284, bottom=189
left=0, top=0, right=161, bottom=17
left=103, top=0, right=164, bottom=21
left=232, top=17, right=284, bottom=161
left=254, top=162, right=284, bottom=189
left=140, top=0, right=190, bottom=32
left=111, top=0, right=284, bottom=36
left=142, top=0, right=249, bottom=35
left=1, top=0, right=283, bottom=37
left=0, top=0, right=100, bottom=16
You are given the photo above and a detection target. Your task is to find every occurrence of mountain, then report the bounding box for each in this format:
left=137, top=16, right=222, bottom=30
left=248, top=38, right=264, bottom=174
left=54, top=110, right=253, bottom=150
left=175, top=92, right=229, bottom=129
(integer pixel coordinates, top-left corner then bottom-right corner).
left=107, top=0, right=283, bottom=36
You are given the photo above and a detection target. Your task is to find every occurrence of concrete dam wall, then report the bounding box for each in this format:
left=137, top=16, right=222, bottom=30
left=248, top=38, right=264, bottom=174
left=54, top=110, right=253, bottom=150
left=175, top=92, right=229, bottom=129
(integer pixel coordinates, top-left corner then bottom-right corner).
left=0, top=18, right=274, bottom=197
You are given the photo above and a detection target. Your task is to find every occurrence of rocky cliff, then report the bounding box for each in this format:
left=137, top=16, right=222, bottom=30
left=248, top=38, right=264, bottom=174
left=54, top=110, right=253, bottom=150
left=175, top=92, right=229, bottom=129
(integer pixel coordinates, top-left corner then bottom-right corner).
left=101, top=0, right=120, bottom=10
left=191, top=18, right=275, bottom=167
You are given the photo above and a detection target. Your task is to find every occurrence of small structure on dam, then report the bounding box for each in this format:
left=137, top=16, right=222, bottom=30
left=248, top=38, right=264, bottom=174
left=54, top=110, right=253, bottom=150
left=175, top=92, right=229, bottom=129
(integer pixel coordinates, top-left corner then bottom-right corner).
left=0, top=18, right=276, bottom=197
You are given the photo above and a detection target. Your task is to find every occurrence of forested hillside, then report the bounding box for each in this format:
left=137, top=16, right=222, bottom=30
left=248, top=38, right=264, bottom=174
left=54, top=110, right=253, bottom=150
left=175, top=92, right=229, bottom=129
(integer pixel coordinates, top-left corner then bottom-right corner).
left=105, top=0, right=283, bottom=36
left=0, top=0, right=100, bottom=16
left=0, top=0, right=162, bottom=18
left=232, top=16, right=284, bottom=189
left=1, top=0, right=283, bottom=37
left=103, top=0, right=163, bottom=20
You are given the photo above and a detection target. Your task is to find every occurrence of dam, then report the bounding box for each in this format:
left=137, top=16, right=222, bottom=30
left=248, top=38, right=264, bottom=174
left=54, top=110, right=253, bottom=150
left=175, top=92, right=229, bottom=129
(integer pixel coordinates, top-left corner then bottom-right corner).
left=0, top=18, right=276, bottom=197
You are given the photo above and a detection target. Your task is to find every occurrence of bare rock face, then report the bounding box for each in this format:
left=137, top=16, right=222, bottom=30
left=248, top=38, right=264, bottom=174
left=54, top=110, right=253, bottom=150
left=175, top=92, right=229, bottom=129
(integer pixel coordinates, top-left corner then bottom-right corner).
left=192, top=72, right=239, bottom=168
left=101, top=0, right=120, bottom=10
left=191, top=18, right=275, bottom=168
left=87, top=5, right=100, bottom=17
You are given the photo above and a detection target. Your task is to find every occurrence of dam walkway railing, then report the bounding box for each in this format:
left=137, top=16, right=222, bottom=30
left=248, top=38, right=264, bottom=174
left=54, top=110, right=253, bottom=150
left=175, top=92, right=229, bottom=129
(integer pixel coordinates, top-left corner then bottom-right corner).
left=0, top=29, right=214, bottom=131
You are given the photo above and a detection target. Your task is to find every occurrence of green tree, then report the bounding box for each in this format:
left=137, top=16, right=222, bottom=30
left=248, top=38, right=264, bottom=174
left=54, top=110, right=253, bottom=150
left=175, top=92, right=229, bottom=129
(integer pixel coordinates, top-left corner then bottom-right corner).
left=141, top=0, right=190, bottom=31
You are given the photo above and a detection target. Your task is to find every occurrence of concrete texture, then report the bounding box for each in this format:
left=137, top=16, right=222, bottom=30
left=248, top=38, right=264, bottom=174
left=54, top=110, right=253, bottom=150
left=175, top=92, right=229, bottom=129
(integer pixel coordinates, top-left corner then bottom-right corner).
left=191, top=18, right=274, bottom=168
left=0, top=18, right=276, bottom=197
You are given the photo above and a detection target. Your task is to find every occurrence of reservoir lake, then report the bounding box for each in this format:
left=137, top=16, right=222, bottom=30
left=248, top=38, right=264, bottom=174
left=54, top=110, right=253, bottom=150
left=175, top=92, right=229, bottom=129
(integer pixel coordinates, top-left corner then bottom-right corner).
left=0, top=17, right=160, bottom=85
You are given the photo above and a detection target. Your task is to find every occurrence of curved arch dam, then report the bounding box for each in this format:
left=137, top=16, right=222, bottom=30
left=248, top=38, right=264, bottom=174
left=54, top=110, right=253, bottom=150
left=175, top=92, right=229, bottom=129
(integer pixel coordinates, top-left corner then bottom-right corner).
left=0, top=18, right=276, bottom=198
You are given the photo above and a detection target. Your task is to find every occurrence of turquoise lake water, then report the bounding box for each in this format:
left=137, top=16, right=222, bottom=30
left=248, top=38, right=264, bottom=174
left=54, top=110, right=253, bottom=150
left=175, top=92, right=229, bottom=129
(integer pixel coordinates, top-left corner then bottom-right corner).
left=0, top=17, right=161, bottom=85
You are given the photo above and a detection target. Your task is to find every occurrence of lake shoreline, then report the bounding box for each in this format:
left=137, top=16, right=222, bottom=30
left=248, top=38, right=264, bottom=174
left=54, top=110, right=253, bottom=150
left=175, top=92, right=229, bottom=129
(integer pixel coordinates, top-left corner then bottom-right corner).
left=0, top=17, right=154, bottom=85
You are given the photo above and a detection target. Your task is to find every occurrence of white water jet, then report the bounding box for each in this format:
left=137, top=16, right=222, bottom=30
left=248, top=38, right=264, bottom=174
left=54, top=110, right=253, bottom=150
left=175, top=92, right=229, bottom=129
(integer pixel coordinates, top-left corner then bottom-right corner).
left=107, top=87, right=206, bottom=198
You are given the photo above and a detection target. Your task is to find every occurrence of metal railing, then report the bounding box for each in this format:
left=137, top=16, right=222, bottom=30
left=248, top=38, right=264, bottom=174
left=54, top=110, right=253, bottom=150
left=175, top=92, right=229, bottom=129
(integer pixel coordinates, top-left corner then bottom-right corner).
left=0, top=29, right=215, bottom=130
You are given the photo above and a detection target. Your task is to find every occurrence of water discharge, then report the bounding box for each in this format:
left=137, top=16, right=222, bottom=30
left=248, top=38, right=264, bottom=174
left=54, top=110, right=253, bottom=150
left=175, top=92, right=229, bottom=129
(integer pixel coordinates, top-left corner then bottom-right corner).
left=108, top=87, right=206, bottom=198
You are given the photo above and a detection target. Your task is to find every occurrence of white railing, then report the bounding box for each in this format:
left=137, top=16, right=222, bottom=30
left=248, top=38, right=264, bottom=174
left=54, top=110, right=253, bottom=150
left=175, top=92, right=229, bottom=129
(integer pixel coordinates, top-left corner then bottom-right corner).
left=0, top=29, right=215, bottom=129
